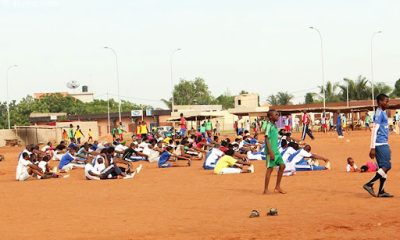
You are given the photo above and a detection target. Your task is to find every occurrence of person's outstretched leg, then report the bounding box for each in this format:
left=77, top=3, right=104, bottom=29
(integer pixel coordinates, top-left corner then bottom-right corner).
left=275, top=164, right=286, bottom=194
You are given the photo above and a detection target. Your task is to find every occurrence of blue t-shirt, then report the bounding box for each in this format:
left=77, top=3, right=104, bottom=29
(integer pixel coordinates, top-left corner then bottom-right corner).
left=158, top=151, right=171, bottom=167
left=336, top=115, right=342, bottom=127
left=374, top=108, right=389, bottom=144
left=59, top=152, right=74, bottom=169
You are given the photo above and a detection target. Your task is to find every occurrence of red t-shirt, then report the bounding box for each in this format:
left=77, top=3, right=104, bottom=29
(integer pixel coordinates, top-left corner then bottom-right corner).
left=180, top=117, right=186, bottom=130
left=302, top=114, right=310, bottom=125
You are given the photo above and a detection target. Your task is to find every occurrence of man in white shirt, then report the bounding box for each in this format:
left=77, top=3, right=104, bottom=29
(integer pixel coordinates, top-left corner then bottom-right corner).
left=287, top=145, right=331, bottom=171
left=16, top=152, right=44, bottom=181
left=204, top=145, right=224, bottom=170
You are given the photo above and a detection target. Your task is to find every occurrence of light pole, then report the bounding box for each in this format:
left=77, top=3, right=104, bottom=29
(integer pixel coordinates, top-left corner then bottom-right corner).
left=370, top=31, right=382, bottom=111
left=170, top=48, right=181, bottom=113
left=6, top=65, right=18, bottom=129
left=309, top=26, right=326, bottom=114
left=104, top=46, right=121, bottom=123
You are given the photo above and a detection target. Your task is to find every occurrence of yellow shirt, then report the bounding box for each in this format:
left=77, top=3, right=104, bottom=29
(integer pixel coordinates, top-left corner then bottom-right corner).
left=88, top=130, right=93, bottom=137
left=140, top=124, right=148, bottom=134
left=75, top=129, right=82, bottom=138
left=214, top=155, right=237, bottom=174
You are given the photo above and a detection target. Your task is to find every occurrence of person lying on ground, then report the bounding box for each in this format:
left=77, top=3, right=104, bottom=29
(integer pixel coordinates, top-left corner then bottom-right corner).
left=346, top=157, right=359, bottom=172
left=213, top=149, right=254, bottom=175
left=158, top=146, right=191, bottom=168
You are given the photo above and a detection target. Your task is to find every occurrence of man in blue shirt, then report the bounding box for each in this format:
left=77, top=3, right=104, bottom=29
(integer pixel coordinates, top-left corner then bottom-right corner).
left=59, top=146, right=78, bottom=171
left=363, top=94, right=393, bottom=198
left=336, top=112, right=343, bottom=138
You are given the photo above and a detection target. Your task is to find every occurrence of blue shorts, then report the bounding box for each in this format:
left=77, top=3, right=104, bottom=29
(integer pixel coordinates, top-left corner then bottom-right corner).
left=375, top=145, right=391, bottom=170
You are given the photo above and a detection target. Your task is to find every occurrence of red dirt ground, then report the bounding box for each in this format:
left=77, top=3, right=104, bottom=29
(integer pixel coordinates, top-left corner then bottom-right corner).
left=0, top=131, right=399, bottom=240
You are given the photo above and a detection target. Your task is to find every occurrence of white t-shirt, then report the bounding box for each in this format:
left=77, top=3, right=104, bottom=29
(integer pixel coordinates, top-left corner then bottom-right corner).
left=38, top=161, right=47, bottom=173
left=205, top=148, right=224, bottom=167
left=115, top=144, right=128, bottom=152
left=16, top=157, right=32, bottom=180
left=290, top=149, right=312, bottom=164
left=346, top=164, right=358, bottom=172
left=85, top=163, right=101, bottom=180
left=281, top=147, right=297, bottom=162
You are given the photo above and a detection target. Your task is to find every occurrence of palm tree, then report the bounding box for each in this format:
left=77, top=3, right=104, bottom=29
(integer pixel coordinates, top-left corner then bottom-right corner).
left=374, top=82, right=392, bottom=96
left=340, top=76, right=371, bottom=101
left=267, top=92, right=294, bottom=105
left=160, top=98, right=172, bottom=109
left=318, top=81, right=341, bottom=102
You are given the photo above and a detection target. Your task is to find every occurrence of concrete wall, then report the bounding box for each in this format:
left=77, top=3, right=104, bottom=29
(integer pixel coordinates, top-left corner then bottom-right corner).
left=0, top=129, right=24, bottom=147
left=234, top=93, right=259, bottom=108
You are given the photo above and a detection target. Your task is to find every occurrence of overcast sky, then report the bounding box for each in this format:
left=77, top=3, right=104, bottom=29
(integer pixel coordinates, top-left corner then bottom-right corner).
left=1, top=0, right=399, bottom=108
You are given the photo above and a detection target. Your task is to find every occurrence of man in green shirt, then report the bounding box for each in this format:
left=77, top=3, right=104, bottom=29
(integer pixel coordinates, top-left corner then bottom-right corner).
left=68, top=124, right=75, bottom=142
left=205, top=119, right=213, bottom=137
left=263, top=110, right=286, bottom=194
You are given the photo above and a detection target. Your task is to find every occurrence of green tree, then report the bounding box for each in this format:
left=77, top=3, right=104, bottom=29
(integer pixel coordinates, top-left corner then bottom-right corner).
left=318, top=81, right=341, bottom=102
left=267, top=92, right=294, bottom=105
left=215, top=94, right=235, bottom=110
left=373, top=82, right=392, bottom=96
left=340, top=76, right=371, bottom=101
left=173, top=77, right=214, bottom=105
left=305, top=92, right=317, bottom=104
left=391, top=79, right=400, bottom=97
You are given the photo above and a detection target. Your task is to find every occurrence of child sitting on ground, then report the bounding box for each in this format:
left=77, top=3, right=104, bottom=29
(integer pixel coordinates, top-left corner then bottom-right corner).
left=346, top=157, right=359, bottom=172
left=214, top=149, right=254, bottom=174
left=158, top=146, right=191, bottom=168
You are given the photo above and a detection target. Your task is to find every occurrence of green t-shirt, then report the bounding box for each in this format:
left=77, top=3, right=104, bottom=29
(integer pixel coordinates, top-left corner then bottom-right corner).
left=68, top=128, right=74, bottom=138
left=200, top=126, right=206, bottom=133
left=118, top=126, right=123, bottom=134
left=261, top=121, right=267, bottom=131
left=206, top=122, right=212, bottom=131
left=264, top=122, right=279, bottom=155
left=365, top=115, right=370, bottom=124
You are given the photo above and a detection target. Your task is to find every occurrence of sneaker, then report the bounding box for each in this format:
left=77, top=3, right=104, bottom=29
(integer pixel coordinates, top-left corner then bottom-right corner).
left=248, top=165, right=255, bottom=173
left=123, top=172, right=135, bottom=179
left=378, top=192, right=394, bottom=198
left=249, top=210, right=260, bottom=218
left=136, top=164, right=143, bottom=174
left=363, top=184, right=376, bottom=197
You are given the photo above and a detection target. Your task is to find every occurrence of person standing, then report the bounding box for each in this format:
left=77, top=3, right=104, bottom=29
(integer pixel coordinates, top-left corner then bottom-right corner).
left=215, top=120, right=221, bottom=136
left=74, top=125, right=85, bottom=144
left=118, top=122, right=126, bottom=140
left=68, top=124, right=75, bottom=142
left=263, top=110, right=286, bottom=194
left=179, top=113, right=187, bottom=137
left=206, top=119, right=213, bottom=137
left=336, top=112, right=344, bottom=138
left=301, top=110, right=314, bottom=141
left=363, top=94, right=393, bottom=198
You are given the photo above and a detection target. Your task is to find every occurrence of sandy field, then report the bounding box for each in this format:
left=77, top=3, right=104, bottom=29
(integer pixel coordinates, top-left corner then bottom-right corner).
left=0, top=131, right=399, bottom=240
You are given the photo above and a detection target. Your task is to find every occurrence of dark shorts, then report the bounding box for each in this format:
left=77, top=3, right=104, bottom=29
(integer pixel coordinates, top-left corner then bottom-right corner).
left=375, top=145, right=391, bottom=170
